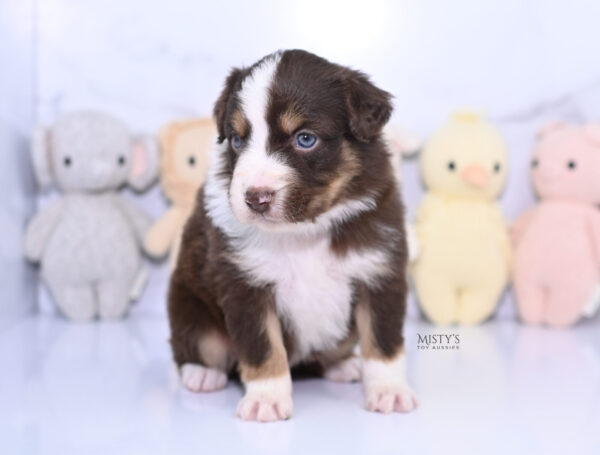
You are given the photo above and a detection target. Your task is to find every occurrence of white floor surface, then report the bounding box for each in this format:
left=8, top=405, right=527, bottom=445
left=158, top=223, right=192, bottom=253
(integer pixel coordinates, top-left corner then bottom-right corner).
left=1, top=316, right=599, bottom=455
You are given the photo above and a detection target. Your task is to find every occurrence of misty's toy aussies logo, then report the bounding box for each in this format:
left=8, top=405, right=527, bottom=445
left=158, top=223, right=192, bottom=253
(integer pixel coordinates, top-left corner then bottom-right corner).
left=417, top=334, right=460, bottom=350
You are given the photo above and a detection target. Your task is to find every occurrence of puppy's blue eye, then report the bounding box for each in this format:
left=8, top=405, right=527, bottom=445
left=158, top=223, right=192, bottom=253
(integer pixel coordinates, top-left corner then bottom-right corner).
left=231, top=134, right=243, bottom=151
left=296, top=132, right=317, bottom=149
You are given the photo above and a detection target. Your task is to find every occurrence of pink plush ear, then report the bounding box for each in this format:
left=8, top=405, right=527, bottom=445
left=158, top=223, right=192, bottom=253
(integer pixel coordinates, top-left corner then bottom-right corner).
left=537, top=122, right=568, bottom=139
left=384, top=124, right=421, bottom=157
left=131, top=142, right=147, bottom=178
left=584, top=124, right=600, bottom=146
left=128, top=136, right=158, bottom=191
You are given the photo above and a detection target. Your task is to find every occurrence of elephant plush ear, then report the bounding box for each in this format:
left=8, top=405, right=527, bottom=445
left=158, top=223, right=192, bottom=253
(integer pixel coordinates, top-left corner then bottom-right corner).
left=31, top=125, right=54, bottom=189
left=537, top=121, right=568, bottom=139
left=584, top=123, right=600, bottom=145
left=128, top=135, right=159, bottom=192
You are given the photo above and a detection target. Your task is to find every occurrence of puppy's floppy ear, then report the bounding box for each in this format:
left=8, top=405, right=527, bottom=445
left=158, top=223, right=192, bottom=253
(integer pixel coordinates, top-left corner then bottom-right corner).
left=343, top=70, right=393, bottom=143
left=213, top=67, right=244, bottom=143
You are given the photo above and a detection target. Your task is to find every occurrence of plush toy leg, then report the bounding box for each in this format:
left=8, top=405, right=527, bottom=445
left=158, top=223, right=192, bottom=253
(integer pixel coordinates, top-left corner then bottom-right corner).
left=457, top=285, right=503, bottom=325
left=49, top=283, right=96, bottom=322
left=513, top=277, right=546, bottom=325
left=414, top=275, right=458, bottom=325
left=97, top=278, right=132, bottom=319
left=544, top=283, right=591, bottom=327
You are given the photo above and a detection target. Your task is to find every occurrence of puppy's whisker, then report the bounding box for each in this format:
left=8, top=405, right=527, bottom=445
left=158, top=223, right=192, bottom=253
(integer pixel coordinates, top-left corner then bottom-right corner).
left=275, top=182, right=294, bottom=192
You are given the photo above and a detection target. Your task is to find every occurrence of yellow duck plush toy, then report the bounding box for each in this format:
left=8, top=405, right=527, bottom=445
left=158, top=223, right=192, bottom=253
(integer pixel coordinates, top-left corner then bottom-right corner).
left=144, top=117, right=216, bottom=269
left=413, top=112, right=511, bottom=325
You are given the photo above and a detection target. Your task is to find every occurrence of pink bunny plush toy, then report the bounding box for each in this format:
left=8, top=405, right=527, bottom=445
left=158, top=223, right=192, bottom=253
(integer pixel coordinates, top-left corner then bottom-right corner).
left=512, top=123, right=600, bottom=327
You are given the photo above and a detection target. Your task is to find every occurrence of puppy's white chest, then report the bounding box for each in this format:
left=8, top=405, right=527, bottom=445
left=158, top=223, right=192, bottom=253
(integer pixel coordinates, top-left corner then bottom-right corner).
left=272, top=242, right=352, bottom=359
left=236, top=236, right=388, bottom=360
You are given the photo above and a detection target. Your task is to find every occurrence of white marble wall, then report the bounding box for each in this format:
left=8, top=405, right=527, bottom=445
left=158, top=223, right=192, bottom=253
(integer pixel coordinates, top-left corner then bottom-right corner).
left=32, top=0, right=600, bottom=317
left=0, top=0, right=37, bottom=329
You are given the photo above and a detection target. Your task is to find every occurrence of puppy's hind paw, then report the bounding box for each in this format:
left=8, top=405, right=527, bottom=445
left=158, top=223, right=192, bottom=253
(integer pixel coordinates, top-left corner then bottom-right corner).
left=324, top=357, right=361, bottom=383
left=180, top=363, right=228, bottom=393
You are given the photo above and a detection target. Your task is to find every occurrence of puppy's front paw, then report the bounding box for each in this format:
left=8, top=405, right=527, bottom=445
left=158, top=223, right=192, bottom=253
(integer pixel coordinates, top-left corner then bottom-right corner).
left=181, top=363, right=227, bottom=392
left=362, top=355, right=418, bottom=414
left=236, top=375, right=293, bottom=422
left=236, top=393, right=293, bottom=422
left=365, top=384, right=418, bottom=414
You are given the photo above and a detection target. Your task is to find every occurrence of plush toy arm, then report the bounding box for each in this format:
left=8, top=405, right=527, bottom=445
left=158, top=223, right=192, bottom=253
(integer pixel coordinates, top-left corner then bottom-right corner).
left=415, top=194, right=441, bottom=224
left=114, top=196, right=153, bottom=246
left=487, top=205, right=513, bottom=267
left=588, top=212, right=600, bottom=269
left=143, top=207, right=186, bottom=258
left=511, top=208, right=535, bottom=246
left=24, top=200, right=64, bottom=262
left=500, top=220, right=513, bottom=270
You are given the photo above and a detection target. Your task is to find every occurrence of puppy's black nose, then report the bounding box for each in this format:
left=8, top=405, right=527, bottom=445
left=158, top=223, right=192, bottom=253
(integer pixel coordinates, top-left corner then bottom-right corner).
left=245, top=187, right=275, bottom=214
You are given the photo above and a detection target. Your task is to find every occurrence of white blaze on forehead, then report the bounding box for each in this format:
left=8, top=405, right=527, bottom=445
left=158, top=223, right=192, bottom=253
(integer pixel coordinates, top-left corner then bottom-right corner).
left=239, top=55, right=279, bottom=161
left=230, top=53, right=295, bottom=223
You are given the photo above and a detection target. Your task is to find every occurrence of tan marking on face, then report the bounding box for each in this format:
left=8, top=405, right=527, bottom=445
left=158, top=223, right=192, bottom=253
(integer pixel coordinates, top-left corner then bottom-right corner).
left=279, top=109, right=304, bottom=135
left=231, top=109, right=249, bottom=138
left=239, top=309, right=289, bottom=382
left=356, top=299, right=403, bottom=361
left=307, top=141, right=361, bottom=215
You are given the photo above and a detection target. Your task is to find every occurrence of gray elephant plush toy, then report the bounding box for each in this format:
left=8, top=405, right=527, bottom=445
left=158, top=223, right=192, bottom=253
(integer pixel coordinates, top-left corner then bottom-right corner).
left=24, top=111, right=158, bottom=321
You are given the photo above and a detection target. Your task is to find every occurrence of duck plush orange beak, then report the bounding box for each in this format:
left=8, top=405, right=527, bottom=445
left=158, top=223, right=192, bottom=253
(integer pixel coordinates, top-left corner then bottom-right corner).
left=461, top=164, right=489, bottom=188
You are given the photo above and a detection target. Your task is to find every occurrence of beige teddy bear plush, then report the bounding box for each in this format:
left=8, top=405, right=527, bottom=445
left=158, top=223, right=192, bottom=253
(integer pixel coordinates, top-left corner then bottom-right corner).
left=144, top=117, right=216, bottom=268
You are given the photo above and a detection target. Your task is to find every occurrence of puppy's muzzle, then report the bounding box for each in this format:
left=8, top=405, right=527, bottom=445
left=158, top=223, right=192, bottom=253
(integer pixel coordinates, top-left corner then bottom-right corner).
left=245, top=187, right=275, bottom=214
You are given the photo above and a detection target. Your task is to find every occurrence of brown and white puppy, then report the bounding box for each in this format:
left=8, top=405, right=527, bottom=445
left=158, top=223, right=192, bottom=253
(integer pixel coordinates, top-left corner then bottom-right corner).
left=168, top=49, right=418, bottom=422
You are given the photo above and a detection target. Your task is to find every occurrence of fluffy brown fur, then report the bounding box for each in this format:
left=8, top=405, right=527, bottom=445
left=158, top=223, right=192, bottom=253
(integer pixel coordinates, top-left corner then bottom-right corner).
left=168, top=50, right=413, bottom=421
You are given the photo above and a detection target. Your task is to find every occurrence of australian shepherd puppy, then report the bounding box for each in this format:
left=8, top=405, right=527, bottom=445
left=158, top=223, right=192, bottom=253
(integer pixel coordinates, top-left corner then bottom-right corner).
left=168, top=49, right=418, bottom=422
